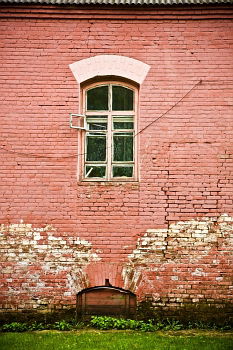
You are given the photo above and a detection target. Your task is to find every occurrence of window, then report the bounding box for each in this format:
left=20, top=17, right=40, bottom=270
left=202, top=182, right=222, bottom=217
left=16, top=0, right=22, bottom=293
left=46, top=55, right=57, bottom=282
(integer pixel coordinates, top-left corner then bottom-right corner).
left=82, top=81, right=138, bottom=181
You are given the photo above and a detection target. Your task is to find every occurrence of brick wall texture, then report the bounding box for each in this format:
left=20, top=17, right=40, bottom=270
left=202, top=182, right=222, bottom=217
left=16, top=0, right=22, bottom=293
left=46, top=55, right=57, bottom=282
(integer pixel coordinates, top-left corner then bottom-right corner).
left=0, top=5, right=233, bottom=312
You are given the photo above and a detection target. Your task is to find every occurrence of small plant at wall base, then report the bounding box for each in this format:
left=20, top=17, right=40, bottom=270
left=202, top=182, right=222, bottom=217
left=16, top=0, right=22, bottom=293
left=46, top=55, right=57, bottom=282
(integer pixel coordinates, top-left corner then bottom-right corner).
left=1, top=322, right=28, bottom=332
left=0, top=320, right=86, bottom=333
left=0, top=317, right=232, bottom=333
left=52, top=320, right=73, bottom=331
left=90, top=316, right=156, bottom=331
left=137, top=299, right=233, bottom=329
left=28, top=322, right=46, bottom=331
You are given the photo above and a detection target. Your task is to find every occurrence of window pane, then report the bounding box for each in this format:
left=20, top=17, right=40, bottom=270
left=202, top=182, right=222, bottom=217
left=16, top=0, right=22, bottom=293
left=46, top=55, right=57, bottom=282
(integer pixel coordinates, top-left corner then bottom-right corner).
left=112, top=86, right=133, bottom=111
left=86, top=166, right=106, bottom=178
left=113, top=116, right=134, bottom=130
left=86, top=135, right=106, bottom=161
left=113, top=133, right=133, bottom=161
left=113, top=166, right=133, bottom=177
left=87, top=116, right=107, bottom=130
left=88, top=122, right=107, bottom=130
left=113, top=122, right=134, bottom=130
left=87, top=86, right=108, bottom=111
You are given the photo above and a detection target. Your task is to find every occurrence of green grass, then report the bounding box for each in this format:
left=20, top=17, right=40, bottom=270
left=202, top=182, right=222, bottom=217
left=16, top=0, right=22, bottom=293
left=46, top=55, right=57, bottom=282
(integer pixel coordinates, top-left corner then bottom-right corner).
left=0, top=330, right=233, bottom=350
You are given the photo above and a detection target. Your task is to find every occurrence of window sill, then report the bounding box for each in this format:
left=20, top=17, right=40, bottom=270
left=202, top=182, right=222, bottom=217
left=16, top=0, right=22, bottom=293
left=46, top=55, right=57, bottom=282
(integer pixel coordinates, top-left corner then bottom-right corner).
left=79, top=178, right=139, bottom=185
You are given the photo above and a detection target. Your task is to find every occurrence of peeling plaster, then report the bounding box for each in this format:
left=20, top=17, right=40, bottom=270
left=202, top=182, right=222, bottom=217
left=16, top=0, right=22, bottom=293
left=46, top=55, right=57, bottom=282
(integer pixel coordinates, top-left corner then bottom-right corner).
left=0, top=215, right=232, bottom=310
left=0, top=224, right=100, bottom=308
left=122, top=214, right=233, bottom=299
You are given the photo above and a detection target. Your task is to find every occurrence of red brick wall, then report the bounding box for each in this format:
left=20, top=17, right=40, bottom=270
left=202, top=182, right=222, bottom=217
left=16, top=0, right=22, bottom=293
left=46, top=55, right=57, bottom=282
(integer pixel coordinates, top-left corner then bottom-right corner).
left=0, top=5, right=233, bottom=311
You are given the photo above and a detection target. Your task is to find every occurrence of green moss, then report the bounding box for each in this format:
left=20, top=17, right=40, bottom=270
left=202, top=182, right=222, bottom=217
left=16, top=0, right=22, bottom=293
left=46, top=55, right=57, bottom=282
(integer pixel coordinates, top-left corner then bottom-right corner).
left=137, top=300, right=233, bottom=328
left=0, top=308, right=76, bottom=326
left=0, top=301, right=232, bottom=330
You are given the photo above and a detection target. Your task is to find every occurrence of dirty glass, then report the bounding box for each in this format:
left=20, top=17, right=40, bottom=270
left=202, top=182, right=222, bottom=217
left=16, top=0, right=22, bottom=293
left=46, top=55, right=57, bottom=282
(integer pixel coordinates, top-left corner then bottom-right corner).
left=112, top=86, right=133, bottom=111
left=112, top=166, right=133, bottom=177
left=113, top=121, right=134, bottom=129
left=87, top=116, right=108, bottom=131
left=86, top=134, right=106, bottom=161
left=113, top=116, right=134, bottom=130
left=113, top=133, right=133, bottom=161
left=88, top=122, right=107, bottom=130
left=84, top=83, right=136, bottom=180
left=87, top=86, right=108, bottom=111
left=86, top=166, right=106, bottom=178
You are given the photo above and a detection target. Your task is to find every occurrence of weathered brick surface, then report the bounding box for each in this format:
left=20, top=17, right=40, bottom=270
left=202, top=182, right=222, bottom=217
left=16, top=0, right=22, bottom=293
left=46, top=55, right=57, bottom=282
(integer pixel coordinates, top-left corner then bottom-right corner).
left=0, top=224, right=100, bottom=309
left=123, top=214, right=233, bottom=305
left=0, top=5, right=232, bottom=311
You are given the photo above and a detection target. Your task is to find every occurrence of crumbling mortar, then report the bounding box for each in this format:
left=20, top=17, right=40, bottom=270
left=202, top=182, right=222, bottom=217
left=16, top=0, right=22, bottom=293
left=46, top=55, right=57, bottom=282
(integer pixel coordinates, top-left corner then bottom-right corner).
left=123, top=214, right=233, bottom=302
left=0, top=223, right=100, bottom=308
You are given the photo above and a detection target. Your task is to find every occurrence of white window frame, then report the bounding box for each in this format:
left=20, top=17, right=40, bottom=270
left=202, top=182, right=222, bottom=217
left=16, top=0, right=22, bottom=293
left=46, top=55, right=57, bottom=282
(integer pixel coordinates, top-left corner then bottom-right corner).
left=80, top=80, right=138, bottom=182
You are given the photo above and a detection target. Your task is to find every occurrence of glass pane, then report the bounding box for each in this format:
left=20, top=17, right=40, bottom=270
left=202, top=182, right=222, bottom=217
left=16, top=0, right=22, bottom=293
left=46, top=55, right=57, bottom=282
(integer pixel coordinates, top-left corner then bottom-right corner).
left=87, top=86, right=108, bottom=111
left=88, top=122, right=107, bottom=130
left=112, top=86, right=133, bottom=111
left=113, top=133, right=133, bottom=161
left=113, top=166, right=133, bottom=177
left=113, top=122, right=134, bottom=129
left=86, top=166, right=106, bottom=178
left=86, top=135, right=106, bottom=161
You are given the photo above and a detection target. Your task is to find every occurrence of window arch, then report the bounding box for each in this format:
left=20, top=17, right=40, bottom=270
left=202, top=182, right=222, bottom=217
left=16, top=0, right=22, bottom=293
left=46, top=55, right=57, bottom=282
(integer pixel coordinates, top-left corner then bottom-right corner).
left=82, top=80, right=138, bottom=181
left=69, top=55, right=150, bottom=85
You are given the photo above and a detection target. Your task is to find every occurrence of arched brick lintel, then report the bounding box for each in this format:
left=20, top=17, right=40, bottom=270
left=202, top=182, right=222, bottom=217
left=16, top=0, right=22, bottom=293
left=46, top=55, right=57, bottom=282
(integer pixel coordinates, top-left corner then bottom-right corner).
left=69, top=55, right=150, bottom=85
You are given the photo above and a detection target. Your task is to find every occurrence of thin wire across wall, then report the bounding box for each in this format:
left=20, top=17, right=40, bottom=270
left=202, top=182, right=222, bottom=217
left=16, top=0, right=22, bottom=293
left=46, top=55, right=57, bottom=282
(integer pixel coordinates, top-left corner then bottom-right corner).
left=0, top=79, right=232, bottom=161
